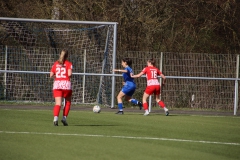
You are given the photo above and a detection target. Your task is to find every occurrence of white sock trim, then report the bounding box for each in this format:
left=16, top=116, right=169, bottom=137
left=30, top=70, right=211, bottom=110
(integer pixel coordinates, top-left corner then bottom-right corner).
left=54, top=116, right=58, bottom=121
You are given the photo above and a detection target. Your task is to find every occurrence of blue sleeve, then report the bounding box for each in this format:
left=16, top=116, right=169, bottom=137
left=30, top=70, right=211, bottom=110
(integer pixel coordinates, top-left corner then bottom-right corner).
left=126, top=67, right=133, bottom=74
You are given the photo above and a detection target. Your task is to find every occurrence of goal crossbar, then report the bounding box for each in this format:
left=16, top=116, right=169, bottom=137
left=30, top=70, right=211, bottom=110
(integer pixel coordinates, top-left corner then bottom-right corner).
left=0, top=17, right=118, bottom=25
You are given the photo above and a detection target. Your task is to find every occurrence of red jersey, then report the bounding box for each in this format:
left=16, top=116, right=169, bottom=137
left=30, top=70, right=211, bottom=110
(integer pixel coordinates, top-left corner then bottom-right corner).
left=141, top=66, right=161, bottom=86
left=51, top=60, right=73, bottom=90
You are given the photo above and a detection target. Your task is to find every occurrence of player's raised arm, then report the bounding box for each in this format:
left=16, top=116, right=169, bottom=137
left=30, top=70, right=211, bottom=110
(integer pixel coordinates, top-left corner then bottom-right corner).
left=131, top=72, right=144, bottom=78
left=113, top=69, right=128, bottom=73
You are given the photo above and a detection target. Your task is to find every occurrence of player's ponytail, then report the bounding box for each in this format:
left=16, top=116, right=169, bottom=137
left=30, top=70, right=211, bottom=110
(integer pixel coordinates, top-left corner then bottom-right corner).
left=58, top=49, right=69, bottom=65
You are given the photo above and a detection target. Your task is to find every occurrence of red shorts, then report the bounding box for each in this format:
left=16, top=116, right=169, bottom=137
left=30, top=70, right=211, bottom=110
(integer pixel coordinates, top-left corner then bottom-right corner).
left=53, top=89, right=72, bottom=98
left=144, top=85, right=161, bottom=95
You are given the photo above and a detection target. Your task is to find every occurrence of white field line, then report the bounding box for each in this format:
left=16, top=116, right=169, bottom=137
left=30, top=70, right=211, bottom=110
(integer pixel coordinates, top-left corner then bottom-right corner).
left=0, top=131, right=239, bottom=146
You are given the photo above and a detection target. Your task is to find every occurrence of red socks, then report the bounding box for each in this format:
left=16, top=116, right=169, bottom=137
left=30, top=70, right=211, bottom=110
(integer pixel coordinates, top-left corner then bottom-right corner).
left=158, top=101, right=165, bottom=108
left=53, top=101, right=71, bottom=117
left=63, top=101, right=71, bottom=117
left=53, top=105, right=61, bottom=116
left=142, top=101, right=165, bottom=110
left=143, top=102, right=148, bottom=110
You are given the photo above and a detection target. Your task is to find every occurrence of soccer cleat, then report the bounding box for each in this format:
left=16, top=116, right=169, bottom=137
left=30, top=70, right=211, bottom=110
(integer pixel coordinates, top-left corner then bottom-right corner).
left=137, top=102, right=142, bottom=110
left=143, top=110, right=149, bottom=116
left=165, top=110, right=169, bottom=116
left=53, top=121, right=58, bottom=126
left=61, top=120, right=68, bottom=126
left=143, top=112, right=149, bottom=116
left=115, top=111, right=124, bottom=115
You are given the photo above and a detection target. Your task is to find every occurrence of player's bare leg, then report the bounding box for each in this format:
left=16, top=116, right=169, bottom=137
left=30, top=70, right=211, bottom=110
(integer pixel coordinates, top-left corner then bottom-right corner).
left=127, top=96, right=142, bottom=110
left=116, top=91, right=125, bottom=114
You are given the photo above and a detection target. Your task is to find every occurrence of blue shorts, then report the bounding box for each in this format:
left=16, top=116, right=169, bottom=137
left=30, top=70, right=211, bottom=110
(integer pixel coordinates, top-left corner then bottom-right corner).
left=121, top=81, right=136, bottom=97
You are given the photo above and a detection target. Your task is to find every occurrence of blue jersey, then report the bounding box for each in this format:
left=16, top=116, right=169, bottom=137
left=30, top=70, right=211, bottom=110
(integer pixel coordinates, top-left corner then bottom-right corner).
left=121, top=66, right=136, bottom=96
left=122, top=66, right=135, bottom=83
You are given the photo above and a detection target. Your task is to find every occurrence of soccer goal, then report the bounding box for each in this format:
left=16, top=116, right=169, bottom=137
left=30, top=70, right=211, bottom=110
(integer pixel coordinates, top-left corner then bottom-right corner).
left=0, top=17, right=118, bottom=107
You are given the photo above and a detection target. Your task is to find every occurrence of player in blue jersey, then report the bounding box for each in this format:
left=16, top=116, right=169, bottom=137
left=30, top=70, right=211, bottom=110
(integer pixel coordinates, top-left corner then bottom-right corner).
left=113, top=58, right=142, bottom=114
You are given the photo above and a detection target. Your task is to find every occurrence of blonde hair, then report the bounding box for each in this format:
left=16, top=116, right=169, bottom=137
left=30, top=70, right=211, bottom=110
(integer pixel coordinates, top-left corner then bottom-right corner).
left=58, top=49, right=68, bottom=65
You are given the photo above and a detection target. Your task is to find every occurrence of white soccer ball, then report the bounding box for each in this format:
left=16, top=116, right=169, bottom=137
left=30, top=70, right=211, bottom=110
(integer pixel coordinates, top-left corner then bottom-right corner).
left=93, top=105, right=101, bottom=113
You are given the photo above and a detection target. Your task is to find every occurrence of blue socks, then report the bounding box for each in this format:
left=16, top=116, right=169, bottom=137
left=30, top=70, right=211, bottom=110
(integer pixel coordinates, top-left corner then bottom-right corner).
left=130, top=99, right=138, bottom=105
left=118, top=99, right=139, bottom=111
left=118, top=103, right=123, bottom=111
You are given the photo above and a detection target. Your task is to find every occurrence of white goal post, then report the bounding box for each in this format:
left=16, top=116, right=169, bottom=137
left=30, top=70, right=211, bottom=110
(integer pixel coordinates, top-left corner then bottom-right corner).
left=0, top=17, right=118, bottom=107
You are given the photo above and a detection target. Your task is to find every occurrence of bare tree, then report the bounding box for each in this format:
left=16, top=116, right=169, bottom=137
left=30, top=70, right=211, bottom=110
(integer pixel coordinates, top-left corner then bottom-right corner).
left=0, top=0, right=239, bottom=54
left=52, top=0, right=60, bottom=20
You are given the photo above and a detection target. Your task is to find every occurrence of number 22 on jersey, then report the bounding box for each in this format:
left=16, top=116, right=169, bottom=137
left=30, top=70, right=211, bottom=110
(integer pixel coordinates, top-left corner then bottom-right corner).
left=56, top=67, right=66, bottom=78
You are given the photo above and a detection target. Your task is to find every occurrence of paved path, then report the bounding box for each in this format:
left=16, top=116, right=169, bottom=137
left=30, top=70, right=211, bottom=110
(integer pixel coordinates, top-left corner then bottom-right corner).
left=0, top=105, right=238, bottom=116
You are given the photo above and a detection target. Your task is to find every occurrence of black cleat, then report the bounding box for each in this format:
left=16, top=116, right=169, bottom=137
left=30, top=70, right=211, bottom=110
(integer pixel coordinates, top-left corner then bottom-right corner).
left=165, top=110, right=169, bottom=116
left=115, top=111, right=124, bottom=115
left=61, top=120, right=68, bottom=126
left=53, top=121, right=58, bottom=126
left=137, top=102, right=142, bottom=110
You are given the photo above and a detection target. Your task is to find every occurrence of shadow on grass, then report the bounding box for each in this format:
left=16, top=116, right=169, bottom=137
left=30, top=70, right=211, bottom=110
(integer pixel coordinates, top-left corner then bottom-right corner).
left=72, top=124, right=118, bottom=126
left=148, top=114, right=181, bottom=117
left=123, top=113, right=189, bottom=116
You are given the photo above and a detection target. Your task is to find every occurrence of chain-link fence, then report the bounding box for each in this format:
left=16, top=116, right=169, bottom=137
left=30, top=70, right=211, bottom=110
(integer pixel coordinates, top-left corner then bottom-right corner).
left=0, top=48, right=239, bottom=111
left=115, top=51, right=239, bottom=111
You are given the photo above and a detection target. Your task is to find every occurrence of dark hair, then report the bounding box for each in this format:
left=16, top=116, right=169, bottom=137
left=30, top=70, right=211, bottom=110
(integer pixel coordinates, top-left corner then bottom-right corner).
left=58, top=49, right=69, bottom=65
left=122, top=58, right=132, bottom=67
left=148, top=58, right=156, bottom=66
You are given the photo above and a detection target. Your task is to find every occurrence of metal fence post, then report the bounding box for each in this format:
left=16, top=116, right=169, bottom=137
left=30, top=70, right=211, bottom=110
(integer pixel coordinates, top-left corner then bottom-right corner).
left=234, top=55, right=239, bottom=115
left=4, top=45, right=7, bottom=99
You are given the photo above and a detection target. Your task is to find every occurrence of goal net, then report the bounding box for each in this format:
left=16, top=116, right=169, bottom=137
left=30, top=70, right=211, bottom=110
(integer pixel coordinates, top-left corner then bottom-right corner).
left=0, top=18, right=117, bottom=107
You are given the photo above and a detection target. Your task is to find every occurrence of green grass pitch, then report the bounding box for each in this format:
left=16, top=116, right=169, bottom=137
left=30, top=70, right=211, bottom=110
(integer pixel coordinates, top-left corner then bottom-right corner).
left=0, top=108, right=239, bottom=160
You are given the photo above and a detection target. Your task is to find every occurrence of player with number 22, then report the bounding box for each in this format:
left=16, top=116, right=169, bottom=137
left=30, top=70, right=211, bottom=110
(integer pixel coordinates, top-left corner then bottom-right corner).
left=50, top=49, right=73, bottom=126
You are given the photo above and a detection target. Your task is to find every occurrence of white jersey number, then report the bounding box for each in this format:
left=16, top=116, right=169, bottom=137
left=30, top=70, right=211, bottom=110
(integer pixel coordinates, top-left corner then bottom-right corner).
left=151, top=70, right=157, bottom=78
left=56, top=67, right=66, bottom=78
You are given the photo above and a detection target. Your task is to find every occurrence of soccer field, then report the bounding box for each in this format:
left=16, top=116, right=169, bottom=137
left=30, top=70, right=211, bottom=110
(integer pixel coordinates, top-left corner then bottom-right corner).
left=0, top=108, right=239, bottom=160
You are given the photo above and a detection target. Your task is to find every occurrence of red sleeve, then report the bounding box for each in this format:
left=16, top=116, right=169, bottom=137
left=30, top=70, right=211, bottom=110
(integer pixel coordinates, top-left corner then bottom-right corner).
left=66, top=61, right=73, bottom=70
left=141, top=67, right=147, bottom=74
left=157, top=68, right=162, bottom=75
